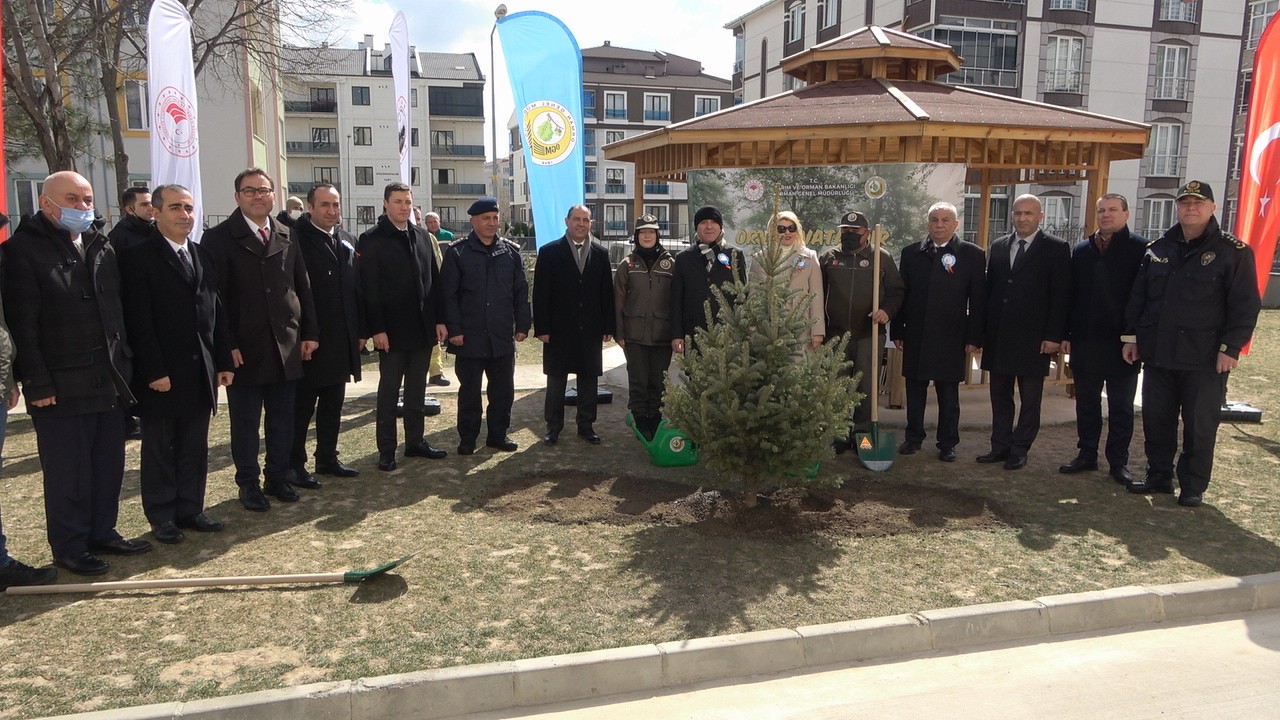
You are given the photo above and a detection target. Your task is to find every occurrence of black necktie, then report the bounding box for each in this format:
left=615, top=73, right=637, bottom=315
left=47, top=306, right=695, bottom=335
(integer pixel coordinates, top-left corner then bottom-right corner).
left=177, top=246, right=195, bottom=283
left=1012, top=239, right=1026, bottom=271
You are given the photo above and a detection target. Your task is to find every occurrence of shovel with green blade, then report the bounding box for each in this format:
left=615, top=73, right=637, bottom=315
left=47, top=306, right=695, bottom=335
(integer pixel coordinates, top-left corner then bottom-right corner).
left=856, top=224, right=895, bottom=472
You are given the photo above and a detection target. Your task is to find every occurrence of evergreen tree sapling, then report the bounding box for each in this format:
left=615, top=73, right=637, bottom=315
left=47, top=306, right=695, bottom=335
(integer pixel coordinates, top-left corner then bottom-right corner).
left=664, top=230, right=863, bottom=508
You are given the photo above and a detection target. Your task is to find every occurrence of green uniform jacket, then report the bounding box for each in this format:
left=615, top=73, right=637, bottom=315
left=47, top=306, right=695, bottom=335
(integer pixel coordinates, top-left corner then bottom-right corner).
left=819, top=243, right=905, bottom=338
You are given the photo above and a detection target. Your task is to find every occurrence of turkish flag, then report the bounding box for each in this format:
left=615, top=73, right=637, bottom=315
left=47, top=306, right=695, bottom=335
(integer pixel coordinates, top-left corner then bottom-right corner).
left=1237, top=13, right=1280, bottom=303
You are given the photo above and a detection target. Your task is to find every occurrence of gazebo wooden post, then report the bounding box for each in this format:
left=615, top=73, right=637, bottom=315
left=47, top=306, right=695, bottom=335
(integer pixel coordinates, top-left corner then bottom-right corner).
left=977, top=169, right=993, bottom=249
left=1082, top=144, right=1111, bottom=239
left=633, top=183, right=646, bottom=235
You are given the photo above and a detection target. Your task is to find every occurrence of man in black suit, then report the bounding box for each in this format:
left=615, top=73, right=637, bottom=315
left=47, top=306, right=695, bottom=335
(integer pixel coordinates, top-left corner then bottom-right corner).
left=892, top=202, right=986, bottom=463
left=1059, top=193, right=1147, bottom=484
left=203, top=169, right=319, bottom=511
left=120, top=185, right=234, bottom=544
left=357, top=182, right=448, bottom=471
left=291, top=184, right=362, bottom=483
left=3, top=171, right=152, bottom=575
left=533, top=205, right=616, bottom=445
left=978, top=194, right=1071, bottom=470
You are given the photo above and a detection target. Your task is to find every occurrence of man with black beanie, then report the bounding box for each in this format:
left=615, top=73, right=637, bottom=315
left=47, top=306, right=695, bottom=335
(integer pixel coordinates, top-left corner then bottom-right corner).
left=670, top=205, right=746, bottom=355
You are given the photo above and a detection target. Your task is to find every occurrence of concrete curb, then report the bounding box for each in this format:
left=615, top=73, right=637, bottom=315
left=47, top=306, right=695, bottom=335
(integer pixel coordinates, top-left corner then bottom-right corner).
left=52, top=572, right=1280, bottom=720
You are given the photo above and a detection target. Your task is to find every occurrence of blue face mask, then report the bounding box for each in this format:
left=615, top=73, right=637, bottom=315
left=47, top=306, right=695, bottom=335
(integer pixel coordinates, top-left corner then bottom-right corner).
left=55, top=205, right=95, bottom=235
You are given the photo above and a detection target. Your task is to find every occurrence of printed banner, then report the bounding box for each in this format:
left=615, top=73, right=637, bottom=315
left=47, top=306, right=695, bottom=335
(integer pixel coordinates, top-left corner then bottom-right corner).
left=147, top=0, right=204, bottom=241
left=390, top=11, right=412, bottom=189
left=496, top=11, right=584, bottom=248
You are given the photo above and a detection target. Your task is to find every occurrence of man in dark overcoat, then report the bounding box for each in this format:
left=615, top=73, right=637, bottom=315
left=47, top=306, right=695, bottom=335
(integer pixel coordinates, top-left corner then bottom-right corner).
left=978, top=194, right=1071, bottom=470
left=3, top=171, right=151, bottom=575
left=291, top=184, right=363, bottom=482
left=892, top=202, right=986, bottom=463
left=106, top=186, right=155, bottom=253
left=358, top=182, right=448, bottom=471
left=202, top=168, right=319, bottom=512
left=120, top=185, right=234, bottom=544
left=533, top=205, right=615, bottom=445
left=1059, top=193, right=1147, bottom=484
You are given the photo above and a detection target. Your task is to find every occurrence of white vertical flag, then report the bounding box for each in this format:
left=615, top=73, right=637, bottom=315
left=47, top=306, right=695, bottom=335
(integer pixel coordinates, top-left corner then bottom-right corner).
left=147, top=0, right=204, bottom=242
left=390, top=11, right=412, bottom=189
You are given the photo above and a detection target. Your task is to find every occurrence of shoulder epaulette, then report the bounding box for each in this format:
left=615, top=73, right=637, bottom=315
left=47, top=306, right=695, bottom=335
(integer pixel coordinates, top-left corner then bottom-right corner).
left=1221, top=232, right=1248, bottom=250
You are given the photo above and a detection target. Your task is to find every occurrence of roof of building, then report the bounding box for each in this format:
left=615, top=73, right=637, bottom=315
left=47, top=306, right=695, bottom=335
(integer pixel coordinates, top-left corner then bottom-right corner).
left=281, top=44, right=482, bottom=81
left=582, top=71, right=731, bottom=91
left=417, top=52, right=484, bottom=81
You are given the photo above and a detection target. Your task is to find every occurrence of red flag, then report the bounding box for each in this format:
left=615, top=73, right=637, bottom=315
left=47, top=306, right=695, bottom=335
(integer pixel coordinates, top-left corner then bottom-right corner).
left=1237, top=13, right=1280, bottom=301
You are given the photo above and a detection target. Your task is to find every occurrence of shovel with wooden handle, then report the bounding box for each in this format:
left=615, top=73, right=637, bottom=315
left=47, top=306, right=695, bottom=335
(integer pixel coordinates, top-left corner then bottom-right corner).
left=4, top=552, right=418, bottom=596
left=856, top=224, right=896, bottom=471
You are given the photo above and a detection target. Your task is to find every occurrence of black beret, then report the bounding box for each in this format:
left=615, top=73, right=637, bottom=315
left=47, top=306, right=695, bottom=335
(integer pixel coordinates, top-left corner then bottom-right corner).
left=467, top=197, right=500, bottom=216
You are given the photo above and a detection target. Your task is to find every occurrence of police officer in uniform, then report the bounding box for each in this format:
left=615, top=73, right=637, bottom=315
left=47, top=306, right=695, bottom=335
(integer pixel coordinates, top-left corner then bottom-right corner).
left=1122, top=181, right=1261, bottom=507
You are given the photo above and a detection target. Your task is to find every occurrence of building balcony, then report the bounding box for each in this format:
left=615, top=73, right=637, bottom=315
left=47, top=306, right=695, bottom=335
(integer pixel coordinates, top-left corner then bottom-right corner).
left=1149, top=155, right=1184, bottom=177
left=605, top=108, right=627, bottom=119
left=287, top=182, right=341, bottom=194
left=433, top=183, right=489, bottom=196
left=1154, top=77, right=1189, bottom=101
left=643, top=109, right=671, bottom=121
left=1044, top=69, right=1082, bottom=94
left=643, top=181, right=670, bottom=194
left=285, top=141, right=340, bottom=155
left=430, top=144, right=486, bottom=157
left=284, top=99, right=337, bottom=114
left=604, top=183, right=627, bottom=194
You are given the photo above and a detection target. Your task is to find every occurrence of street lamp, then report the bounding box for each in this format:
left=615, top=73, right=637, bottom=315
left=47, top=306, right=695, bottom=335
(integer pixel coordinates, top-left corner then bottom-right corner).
left=490, top=4, right=507, bottom=204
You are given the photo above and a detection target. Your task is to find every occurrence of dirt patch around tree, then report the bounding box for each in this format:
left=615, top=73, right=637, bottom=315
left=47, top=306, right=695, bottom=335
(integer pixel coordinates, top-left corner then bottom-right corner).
left=480, top=470, right=1012, bottom=539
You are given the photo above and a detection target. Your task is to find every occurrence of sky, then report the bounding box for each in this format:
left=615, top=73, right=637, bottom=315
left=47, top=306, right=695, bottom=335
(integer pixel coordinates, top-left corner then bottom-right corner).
left=334, top=0, right=765, bottom=157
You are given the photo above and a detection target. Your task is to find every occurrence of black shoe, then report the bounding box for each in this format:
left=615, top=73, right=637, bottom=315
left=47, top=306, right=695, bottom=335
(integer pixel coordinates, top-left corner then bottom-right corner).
left=405, top=441, right=448, bottom=459
left=457, top=443, right=477, bottom=456
left=176, top=513, right=225, bottom=532
left=428, top=374, right=451, bottom=386
left=1058, top=455, right=1099, bottom=474
left=264, top=482, right=300, bottom=502
left=577, top=428, right=602, bottom=445
left=377, top=453, right=398, bottom=472
left=1003, top=455, right=1027, bottom=471
left=1178, top=493, right=1203, bottom=507
left=151, top=522, right=185, bottom=545
left=239, top=486, right=271, bottom=512
left=289, top=469, right=323, bottom=490
left=976, top=450, right=1010, bottom=464
left=1127, top=473, right=1175, bottom=495
left=486, top=437, right=519, bottom=452
left=938, top=448, right=957, bottom=463
left=315, top=458, right=359, bottom=477
left=898, top=440, right=921, bottom=455
left=0, top=559, right=58, bottom=590
left=55, top=552, right=109, bottom=576
left=89, top=537, right=153, bottom=556
left=1109, top=465, right=1134, bottom=485
left=543, top=431, right=560, bottom=446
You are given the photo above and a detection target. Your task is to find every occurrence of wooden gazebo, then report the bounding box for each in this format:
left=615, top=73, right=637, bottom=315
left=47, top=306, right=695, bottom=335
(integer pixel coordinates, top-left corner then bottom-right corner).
left=604, top=25, right=1151, bottom=245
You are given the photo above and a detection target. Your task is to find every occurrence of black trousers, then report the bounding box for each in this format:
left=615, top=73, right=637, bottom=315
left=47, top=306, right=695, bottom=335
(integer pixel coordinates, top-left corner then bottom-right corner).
left=1142, top=366, right=1226, bottom=495
left=904, top=379, right=960, bottom=451
left=988, top=372, right=1045, bottom=458
left=32, top=409, right=125, bottom=559
left=1072, top=370, right=1138, bottom=468
left=623, top=342, right=672, bottom=418
left=375, top=348, right=429, bottom=455
left=293, top=382, right=347, bottom=467
left=545, top=372, right=599, bottom=433
left=139, top=412, right=211, bottom=525
left=456, top=354, right=516, bottom=444
left=834, top=333, right=875, bottom=432
left=226, top=381, right=296, bottom=488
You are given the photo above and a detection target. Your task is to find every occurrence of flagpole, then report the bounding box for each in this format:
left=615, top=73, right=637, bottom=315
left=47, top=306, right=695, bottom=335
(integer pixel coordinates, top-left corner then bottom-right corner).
left=490, top=4, right=507, bottom=205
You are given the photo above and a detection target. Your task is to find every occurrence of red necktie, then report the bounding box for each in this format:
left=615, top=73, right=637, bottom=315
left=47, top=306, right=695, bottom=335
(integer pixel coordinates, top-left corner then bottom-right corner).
left=259, top=227, right=270, bottom=246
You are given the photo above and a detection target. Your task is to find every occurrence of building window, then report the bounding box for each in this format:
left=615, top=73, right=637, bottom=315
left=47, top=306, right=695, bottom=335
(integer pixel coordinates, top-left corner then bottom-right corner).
left=436, top=168, right=454, bottom=185
left=309, top=86, right=336, bottom=112
left=410, top=127, right=419, bottom=147
left=353, top=126, right=372, bottom=146
left=355, top=166, right=373, bottom=185
left=643, top=93, right=670, bottom=121
left=124, top=79, right=147, bottom=130
left=584, top=129, right=596, bottom=156
left=428, top=86, right=484, bottom=117
left=695, top=96, right=720, bottom=117
left=251, top=84, right=264, bottom=139
left=1148, top=122, right=1184, bottom=177
left=644, top=205, right=669, bottom=232
left=734, top=34, right=745, bottom=75
left=604, top=204, right=627, bottom=236
left=583, top=90, right=596, bottom=116
left=605, top=168, right=625, bottom=194
left=785, top=1, right=805, bottom=43
left=432, top=130, right=454, bottom=150
left=585, top=166, right=597, bottom=194
left=760, top=38, right=768, bottom=97
left=1143, top=197, right=1176, bottom=238
left=314, top=167, right=338, bottom=184
left=1240, top=70, right=1253, bottom=114
left=410, top=88, right=418, bottom=108
left=1049, top=0, right=1087, bottom=9
left=352, top=86, right=371, bottom=106
left=357, top=206, right=376, bottom=225
left=434, top=206, right=457, bottom=224
left=1154, top=44, right=1190, bottom=100
left=1043, top=196, right=1074, bottom=237
left=817, top=0, right=838, bottom=29
left=605, top=130, right=624, bottom=144
left=930, top=20, right=1020, bottom=89
left=1249, top=1, right=1280, bottom=49
left=605, top=92, right=626, bottom=119
left=1045, top=36, right=1084, bottom=93
left=1232, top=133, right=1244, bottom=180
left=411, top=167, right=420, bottom=186
left=1159, top=0, right=1196, bottom=22
left=963, top=184, right=1010, bottom=244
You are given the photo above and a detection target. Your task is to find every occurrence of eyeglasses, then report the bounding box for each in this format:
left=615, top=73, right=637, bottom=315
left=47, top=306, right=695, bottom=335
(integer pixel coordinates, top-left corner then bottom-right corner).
left=777, top=224, right=798, bottom=233
left=238, top=186, right=275, bottom=197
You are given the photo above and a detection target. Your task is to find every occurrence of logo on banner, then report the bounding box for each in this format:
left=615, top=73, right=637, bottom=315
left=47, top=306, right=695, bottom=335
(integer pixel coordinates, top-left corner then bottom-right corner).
left=523, top=100, right=577, bottom=166
left=396, top=96, right=409, bottom=160
left=153, top=85, right=198, bottom=158
left=744, top=178, right=765, bottom=202
left=865, top=175, right=887, bottom=199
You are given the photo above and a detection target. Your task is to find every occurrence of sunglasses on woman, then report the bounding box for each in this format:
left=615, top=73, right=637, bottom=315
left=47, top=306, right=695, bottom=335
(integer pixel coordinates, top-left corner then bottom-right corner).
left=777, top=224, right=798, bottom=233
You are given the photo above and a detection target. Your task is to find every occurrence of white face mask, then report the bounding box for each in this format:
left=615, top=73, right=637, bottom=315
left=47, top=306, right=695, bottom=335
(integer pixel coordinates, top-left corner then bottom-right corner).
left=288, top=209, right=303, bottom=220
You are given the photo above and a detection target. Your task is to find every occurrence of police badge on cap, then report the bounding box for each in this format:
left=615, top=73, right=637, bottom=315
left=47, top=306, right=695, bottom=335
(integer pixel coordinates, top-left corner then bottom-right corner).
left=1176, top=180, right=1214, bottom=203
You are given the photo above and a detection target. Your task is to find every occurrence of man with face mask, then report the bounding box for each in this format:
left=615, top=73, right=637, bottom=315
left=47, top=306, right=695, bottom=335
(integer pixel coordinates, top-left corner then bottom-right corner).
left=276, top=196, right=305, bottom=229
left=819, top=211, right=905, bottom=452
left=3, top=171, right=151, bottom=575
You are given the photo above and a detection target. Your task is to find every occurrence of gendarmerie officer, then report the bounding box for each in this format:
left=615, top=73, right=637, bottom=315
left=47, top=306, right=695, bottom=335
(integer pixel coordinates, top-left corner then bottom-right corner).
left=1122, top=180, right=1261, bottom=507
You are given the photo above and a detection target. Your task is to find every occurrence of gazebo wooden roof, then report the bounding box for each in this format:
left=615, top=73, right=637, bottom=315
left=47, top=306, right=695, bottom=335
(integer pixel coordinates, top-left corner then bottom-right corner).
left=604, top=25, right=1151, bottom=244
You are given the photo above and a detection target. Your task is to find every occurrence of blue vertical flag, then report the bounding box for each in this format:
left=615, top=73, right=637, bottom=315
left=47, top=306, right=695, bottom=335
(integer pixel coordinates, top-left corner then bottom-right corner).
left=496, top=11, right=584, bottom=248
